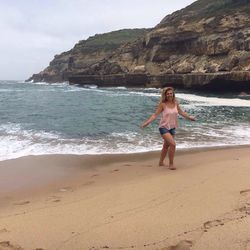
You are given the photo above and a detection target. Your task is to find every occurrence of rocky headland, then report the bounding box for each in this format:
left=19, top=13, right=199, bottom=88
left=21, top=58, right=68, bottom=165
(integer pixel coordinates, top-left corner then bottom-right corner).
left=28, top=0, right=250, bottom=92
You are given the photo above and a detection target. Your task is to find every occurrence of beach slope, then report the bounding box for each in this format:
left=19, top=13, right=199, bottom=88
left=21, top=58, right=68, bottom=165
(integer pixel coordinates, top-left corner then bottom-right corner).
left=0, top=146, right=250, bottom=250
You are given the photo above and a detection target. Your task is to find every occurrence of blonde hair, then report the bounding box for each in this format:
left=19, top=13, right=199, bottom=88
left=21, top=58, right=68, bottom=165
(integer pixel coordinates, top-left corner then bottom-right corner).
left=160, top=87, right=175, bottom=103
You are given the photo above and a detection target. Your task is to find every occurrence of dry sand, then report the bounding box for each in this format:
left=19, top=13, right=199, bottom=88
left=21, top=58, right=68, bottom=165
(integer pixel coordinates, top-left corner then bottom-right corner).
left=0, top=146, right=250, bottom=250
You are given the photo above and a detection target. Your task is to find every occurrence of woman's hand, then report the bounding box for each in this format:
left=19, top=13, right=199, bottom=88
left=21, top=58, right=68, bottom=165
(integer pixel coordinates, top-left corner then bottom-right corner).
left=140, top=122, right=148, bottom=129
left=140, top=104, right=163, bottom=129
left=189, top=116, right=196, bottom=121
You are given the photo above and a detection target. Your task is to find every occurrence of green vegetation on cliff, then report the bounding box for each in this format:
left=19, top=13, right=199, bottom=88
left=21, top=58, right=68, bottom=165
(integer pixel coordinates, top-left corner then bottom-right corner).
left=186, top=0, right=249, bottom=16
left=159, top=0, right=250, bottom=26
left=74, top=28, right=149, bottom=52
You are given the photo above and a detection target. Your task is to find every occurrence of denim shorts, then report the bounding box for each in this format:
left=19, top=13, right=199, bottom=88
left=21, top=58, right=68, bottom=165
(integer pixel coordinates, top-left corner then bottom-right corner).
left=159, top=127, right=176, bottom=136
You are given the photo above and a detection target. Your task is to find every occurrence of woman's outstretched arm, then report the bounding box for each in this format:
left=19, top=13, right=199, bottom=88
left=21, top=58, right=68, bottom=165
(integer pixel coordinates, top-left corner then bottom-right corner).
left=141, top=103, right=163, bottom=128
left=177, top=103, right=196, bottom=121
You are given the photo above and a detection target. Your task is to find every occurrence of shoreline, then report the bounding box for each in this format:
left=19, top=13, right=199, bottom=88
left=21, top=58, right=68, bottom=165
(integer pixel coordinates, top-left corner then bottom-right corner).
left=0, top=144, right=249, bottom=196
left=1, top=142, right=250, bottom=161
left=0, top=145, right=249, bottom=249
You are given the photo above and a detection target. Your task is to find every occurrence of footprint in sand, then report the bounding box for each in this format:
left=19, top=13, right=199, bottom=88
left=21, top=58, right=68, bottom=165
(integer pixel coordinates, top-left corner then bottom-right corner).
left=123, top=164, right=132, bottom=167
left=0, top=228, right=9, bottom=234
left=240, top=189, right=250, bottom=195
left=203, top=219, right=224, bottom=229
left=81, top=181, right=95, bottom=186
left=246, top=241, right=250, bottom=250
left=91, top=174, right=99, bottom=178
left=59, top=187, right=73, bottom=192
left=13, top=201, right=30, bottom=206
left=239, top=205, right=250, bottom=214
left=52, top=199, right=61, bottom=203
left=162, top=240, right=193, bottom=250
left=110, top=169, right=120, bottom=173
left=46, top=195, right=61, bottom=203
left=0, top=241, right=23, bottom=250
left=239, top=189, right=250, bottom=214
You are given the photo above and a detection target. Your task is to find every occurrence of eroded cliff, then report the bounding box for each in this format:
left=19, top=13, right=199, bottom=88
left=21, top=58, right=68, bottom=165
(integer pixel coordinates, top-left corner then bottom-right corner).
left=29, top=0, right=250, bottom=91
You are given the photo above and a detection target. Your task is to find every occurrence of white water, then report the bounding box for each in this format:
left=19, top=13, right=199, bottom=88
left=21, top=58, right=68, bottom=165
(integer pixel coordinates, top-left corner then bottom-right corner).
left=0, top=82, right=249, bottom=161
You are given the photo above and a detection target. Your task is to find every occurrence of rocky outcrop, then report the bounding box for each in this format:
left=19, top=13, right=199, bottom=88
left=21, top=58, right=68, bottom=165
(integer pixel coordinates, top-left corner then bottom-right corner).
left=27, top=29, right=149, bottom=83
left=68, top=71, right=250, bottom=91
left=28, top=0, right=250, bottom=92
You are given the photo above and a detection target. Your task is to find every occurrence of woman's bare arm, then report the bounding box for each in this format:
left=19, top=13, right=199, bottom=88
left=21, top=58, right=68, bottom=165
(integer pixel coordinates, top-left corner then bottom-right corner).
left=141, top=103, right=163, bottom=128
left=177, top=103, right=196, bottom=121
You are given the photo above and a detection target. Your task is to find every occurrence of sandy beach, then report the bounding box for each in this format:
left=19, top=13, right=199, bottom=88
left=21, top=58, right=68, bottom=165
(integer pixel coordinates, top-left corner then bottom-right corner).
left=0, top=146, right=250, bottom=250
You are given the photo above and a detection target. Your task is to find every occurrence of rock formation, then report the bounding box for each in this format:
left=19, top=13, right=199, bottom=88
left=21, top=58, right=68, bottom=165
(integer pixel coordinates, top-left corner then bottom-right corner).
left=27, top=29, right=149, bottom=83
left=28, top=0, right=250, bottom=92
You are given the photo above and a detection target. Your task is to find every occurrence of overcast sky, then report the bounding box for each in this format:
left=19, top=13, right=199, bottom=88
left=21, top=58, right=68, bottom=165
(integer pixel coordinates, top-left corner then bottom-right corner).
left=0, top=0, right=195, bottom=80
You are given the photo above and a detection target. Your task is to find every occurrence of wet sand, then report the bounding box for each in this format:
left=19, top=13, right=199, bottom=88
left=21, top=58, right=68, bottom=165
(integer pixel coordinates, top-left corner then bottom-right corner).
left=0, top=146, right=250, bottom=250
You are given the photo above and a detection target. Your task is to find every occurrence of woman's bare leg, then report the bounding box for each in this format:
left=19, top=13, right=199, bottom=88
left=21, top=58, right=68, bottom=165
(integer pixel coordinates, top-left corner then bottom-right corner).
left=161, top=133, right=176, bottom=170
left=159, top=140, right=169, bottom=166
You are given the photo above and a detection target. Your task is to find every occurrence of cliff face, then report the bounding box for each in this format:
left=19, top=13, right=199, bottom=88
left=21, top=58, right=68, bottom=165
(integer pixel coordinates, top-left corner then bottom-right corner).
left=111, top=0, right=250, bottom=74
left=27, top=29, right=149, bottom=83
left=29, top=0, right=250, bottom=91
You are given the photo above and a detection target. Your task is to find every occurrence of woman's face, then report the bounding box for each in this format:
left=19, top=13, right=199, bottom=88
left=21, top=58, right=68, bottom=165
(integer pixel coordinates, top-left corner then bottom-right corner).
left=165, top=90, right=174, bottom=101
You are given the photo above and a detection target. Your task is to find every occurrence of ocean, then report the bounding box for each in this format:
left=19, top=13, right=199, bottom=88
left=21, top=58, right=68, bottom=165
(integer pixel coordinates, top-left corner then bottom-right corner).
left=0, top=80, right=249, bottom=161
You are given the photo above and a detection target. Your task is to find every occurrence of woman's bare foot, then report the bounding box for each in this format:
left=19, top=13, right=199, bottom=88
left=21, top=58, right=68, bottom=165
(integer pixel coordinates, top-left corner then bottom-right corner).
left=159, top=161, right=168, bottom=167
left=169, top=164, right=176, bottom=170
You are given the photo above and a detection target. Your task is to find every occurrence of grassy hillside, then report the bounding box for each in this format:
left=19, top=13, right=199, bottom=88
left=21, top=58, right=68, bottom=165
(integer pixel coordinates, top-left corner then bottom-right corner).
left=73, top=28, right=150, bottom=52
left=186, top=0, right=249, bottom=16
left=159, top=0, right=250, bottom=26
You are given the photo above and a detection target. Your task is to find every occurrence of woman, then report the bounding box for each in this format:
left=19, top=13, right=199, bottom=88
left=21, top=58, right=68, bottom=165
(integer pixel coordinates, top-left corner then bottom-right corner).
left=141, top=87, right=195, bottom=170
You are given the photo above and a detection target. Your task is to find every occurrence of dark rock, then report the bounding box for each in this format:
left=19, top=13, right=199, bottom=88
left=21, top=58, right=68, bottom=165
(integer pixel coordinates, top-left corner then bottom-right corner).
left=173, top=62, right=195, bottom=74
left=219, top=56, right=239, bottom=71
left=165, top=69, right=174, bottom=74
left=69, top=73, right=149, bottom=88
left=68, top=71, right=250, bottom=92
left=238, top=53, right=250, bottom=70
left=205, top=63, right=219, bottom=73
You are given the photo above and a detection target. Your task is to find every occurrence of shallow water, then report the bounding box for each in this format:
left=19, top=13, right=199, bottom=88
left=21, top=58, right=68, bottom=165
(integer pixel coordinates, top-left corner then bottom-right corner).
left=0, top=80, right=249, bottom=160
